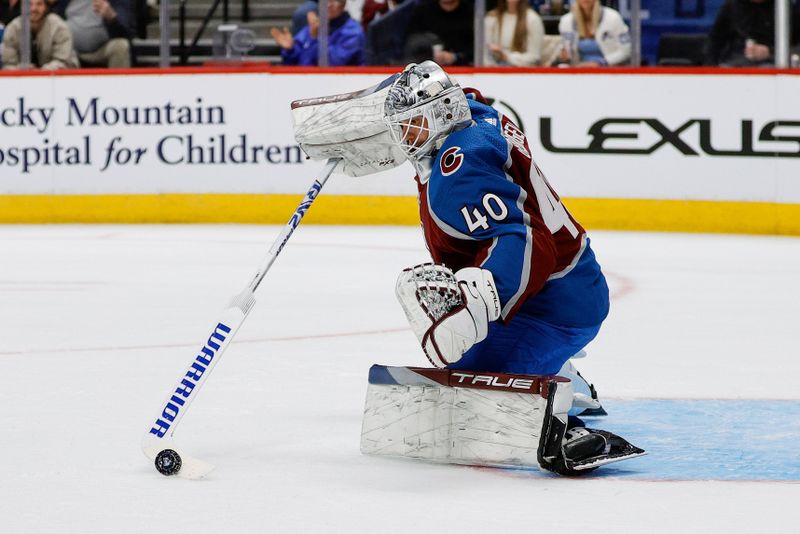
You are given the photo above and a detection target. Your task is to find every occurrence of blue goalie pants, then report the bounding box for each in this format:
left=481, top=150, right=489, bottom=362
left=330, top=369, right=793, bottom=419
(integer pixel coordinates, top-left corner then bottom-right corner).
left=449, top=241, right=610, bottom=376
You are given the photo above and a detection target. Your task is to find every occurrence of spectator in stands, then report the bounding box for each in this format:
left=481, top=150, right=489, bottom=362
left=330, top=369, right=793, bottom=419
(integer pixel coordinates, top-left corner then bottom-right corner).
left=362, top=0, right=405, bottom=31
left=556, top=0, right=631, bottom=67
left=271, top=0, right=366, bottom=66
left=292, top=0, right=318, bottom=35
left=291, top=0, right=366, bottom=35
left=485, top=0, right=545, bottom=66
left=54, top=0, right=134, bottom=68
left=404, top=0, right=473, bottom=66
left=3, top=0, right=63, bottom=25
left=347, top=0, right=365, bottom=25
left=707, top=0, right=800, bottom=67
left=2, top=0, right=78, bottom=69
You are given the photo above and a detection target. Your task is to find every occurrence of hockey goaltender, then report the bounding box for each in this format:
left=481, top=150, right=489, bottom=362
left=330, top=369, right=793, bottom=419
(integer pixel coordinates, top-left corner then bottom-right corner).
left=292, top=61, right=645, bottom=476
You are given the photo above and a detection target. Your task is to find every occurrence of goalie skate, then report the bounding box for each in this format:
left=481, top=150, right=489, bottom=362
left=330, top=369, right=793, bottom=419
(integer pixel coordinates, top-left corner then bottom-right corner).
left=555, top=426, right=646, bottom=475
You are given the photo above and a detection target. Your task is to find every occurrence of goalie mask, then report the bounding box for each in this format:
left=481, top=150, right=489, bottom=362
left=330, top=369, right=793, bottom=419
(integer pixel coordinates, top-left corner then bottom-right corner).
left=384, top=61, right=471, bottom=160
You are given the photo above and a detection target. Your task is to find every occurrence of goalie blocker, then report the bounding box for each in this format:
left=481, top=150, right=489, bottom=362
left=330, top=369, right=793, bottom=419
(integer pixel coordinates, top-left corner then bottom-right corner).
left=360, top=365, right=645, bottom=475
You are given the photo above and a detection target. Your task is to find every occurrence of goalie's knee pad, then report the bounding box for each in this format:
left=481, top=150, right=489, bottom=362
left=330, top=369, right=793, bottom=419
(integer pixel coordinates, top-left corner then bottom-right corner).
left=557, top=359, right=607, bottom=417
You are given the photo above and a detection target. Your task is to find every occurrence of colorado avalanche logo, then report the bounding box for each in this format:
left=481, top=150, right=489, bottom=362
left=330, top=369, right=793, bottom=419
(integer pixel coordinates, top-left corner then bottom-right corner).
left=440, top=146, right=464, bottom=176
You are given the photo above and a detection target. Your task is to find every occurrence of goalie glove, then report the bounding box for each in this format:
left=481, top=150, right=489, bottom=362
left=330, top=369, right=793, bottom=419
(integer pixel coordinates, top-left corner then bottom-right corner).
left=291, top=76, right=407, bottom=177
left=396, top=264, right=501, bottom=367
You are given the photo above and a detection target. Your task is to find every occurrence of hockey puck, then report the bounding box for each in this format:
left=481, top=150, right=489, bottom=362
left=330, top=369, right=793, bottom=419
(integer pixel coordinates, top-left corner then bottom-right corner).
left=154, top=449, right=182, bottom=476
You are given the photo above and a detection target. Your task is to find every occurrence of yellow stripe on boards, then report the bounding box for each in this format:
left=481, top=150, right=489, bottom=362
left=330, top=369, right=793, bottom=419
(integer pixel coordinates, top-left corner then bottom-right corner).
left=1, top=195, right=799, bottom=235
left=564, top=198, right=800, bottom=236
left=0, top=194, right=420, bottom=225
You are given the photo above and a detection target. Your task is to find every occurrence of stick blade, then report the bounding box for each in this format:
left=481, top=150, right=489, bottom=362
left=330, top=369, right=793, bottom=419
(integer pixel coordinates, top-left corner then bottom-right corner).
left=141, top=290, right=257, bottom=479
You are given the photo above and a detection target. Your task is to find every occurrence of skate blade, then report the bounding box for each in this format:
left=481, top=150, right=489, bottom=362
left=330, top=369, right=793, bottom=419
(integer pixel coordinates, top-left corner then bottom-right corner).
left=570, top=450, right=647, bottom=471
left=577, top=405, right=609, bottom=417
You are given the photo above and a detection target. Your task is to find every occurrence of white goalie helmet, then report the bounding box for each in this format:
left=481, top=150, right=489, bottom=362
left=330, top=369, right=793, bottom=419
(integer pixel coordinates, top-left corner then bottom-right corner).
left=384, top=61, right=471, bottom=159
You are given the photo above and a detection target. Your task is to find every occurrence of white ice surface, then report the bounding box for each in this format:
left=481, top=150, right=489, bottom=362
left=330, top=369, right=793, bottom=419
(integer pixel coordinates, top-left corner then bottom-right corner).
left=1, top=225, right=798, bottom=533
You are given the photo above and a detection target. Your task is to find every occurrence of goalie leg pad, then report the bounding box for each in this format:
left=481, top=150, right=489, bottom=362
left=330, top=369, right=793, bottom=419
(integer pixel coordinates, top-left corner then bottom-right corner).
left=361, top=365, right=646, bottom=475
left=360, top=365, right=574, bottom=469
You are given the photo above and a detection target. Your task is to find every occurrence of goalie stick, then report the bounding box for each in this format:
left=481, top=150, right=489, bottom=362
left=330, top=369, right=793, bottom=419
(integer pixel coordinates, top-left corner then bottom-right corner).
left=141, top=158, right=341, bottom=479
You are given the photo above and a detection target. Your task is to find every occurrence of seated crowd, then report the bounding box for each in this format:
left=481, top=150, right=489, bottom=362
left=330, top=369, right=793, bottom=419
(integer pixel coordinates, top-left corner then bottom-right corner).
left=1, top=0, right=797, bottom=69
left=275, top=0, right=799, bottom=68
left=0, top=0, right=134, bottom=69
left=271, top=0, right=632, bottom=67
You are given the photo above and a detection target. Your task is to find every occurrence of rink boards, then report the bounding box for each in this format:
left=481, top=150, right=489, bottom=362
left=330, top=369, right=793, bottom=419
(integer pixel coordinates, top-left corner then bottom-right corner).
left=0, top=66, right=799, bottom=234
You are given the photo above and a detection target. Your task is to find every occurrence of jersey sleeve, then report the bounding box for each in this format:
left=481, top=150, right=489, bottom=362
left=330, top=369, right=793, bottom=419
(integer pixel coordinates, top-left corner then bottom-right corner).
left=426, top=127, right=557, bottom=321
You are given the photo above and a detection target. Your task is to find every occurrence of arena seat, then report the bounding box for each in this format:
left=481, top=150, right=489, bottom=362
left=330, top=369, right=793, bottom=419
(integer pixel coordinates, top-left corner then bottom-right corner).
left=657, top=33, right=708, bottom=66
